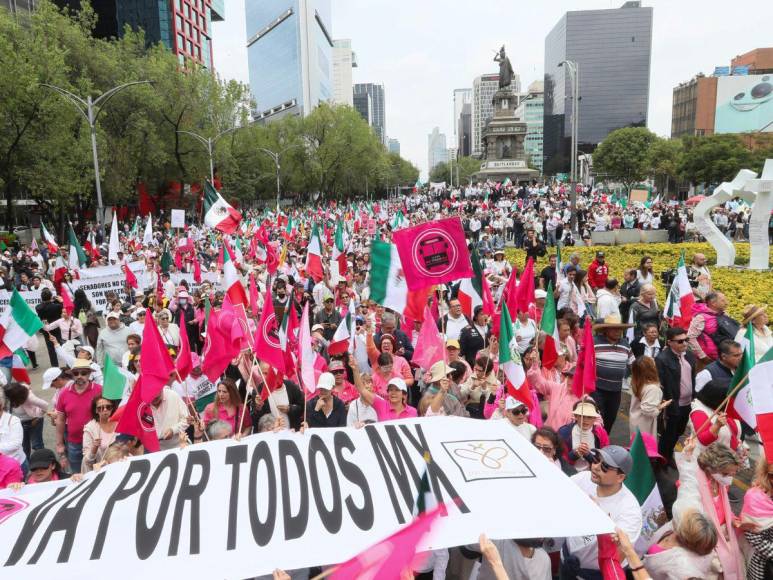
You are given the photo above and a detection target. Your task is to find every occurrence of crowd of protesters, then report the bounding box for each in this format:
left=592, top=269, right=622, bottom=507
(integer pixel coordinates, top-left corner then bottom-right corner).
left=0, top=181, right=771, bottom=580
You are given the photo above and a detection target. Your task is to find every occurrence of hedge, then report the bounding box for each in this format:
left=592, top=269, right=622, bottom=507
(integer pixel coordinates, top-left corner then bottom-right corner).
left=504, top=242, right=772, bottom=324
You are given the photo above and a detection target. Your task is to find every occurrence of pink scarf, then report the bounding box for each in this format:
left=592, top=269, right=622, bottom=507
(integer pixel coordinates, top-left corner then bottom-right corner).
left=741, top=486, right=773, bottom=531
left=696, top=467, right=744, bottom=580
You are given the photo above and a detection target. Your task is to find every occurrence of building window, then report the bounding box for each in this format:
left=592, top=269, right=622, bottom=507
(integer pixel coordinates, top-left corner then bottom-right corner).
left=176, top=0, right=182, bottom=9
left=187, top=39, right=193, bottom=53
left=176, top=15, right=183, bottom=30
left=177, top=33, right=184, bottom=49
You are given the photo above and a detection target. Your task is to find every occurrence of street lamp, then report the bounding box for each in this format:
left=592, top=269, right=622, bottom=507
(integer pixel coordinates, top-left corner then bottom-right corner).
left=558, top=60, right=579, bottom=231
left=41, top=81, right=152, bottom=236
left=257, top=143, right=304, bottom=210
left=177, top=126, right=242, bottom=184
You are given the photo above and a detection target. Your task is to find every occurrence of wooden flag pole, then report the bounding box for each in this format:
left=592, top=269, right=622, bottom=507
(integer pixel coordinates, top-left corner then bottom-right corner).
left=692, top=368, right=752, bottom=437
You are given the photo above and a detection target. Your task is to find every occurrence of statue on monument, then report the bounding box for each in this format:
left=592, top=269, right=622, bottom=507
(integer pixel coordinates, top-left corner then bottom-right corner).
left=494, top=45, right=514, bottom=89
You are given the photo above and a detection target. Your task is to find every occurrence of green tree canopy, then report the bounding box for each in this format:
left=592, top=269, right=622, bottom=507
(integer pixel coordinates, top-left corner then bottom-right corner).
left=592, top=127, right=658, bottom=191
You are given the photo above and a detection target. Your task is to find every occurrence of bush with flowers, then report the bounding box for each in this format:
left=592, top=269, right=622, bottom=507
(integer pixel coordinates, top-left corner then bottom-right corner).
left=504, top=242, right=772, bottom=323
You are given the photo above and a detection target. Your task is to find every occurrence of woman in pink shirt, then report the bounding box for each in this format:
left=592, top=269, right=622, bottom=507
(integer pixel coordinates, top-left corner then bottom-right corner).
left=350, top=358, right=417, bottom=422
left=366, top=333, right=413, bottom=394
left=202, top=378, right=251, bottom=436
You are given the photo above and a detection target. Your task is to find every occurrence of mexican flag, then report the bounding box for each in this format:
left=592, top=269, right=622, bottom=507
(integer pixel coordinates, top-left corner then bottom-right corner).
left=223, top=241, right=248, bottom=307
left=502, top=177, right=512, bottom=188
left=11, top=351, right=30, bottom=384
left=0, top=290, right=43, bottom=359
left=499, top=302, right=532, bottom=410
left=458, top=248, right=494, bottom=319
left=305, top=224, right=324, bottom=283
left=330, top=220, right=347, bottom=285
left=282, top=216, right=294, bottom=240
left=727, top=322, right=757, bottom=427
left=203, top=181, right=242, bottom=234
left=625, top=429, right=664, bottom=552
left=540, top=281, right=560, bottom=368
left=391, top=209, right=408, bottom=230
left=67, top=223, right=88, bottom=269
left=102, top=356, right=128, bottom=400
left=329, top=299, right=356, bottom=356
left=40, top=222, right=59, bottom=254
left=664, top=252, right=695, bottom=329
left=369, top=238, right=408, bottom=313
left=747, top=347, right=773, bottom=459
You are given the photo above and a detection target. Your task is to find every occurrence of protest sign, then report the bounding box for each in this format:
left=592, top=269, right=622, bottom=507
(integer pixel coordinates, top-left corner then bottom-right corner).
left=171, top=210, right=186, bottom=229
left=0, top=289, right=41, bottom=308
left=71, top=261, right=147, bottom=313
left=0, top=417, right=612, bottom=579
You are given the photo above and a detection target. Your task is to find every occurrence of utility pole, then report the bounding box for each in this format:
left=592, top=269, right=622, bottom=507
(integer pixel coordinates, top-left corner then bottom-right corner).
left=177, top=126, right=241, bottom=184
left=257, top=143, right=303, bottom=211
left=41, top=81, right=152, bottom=238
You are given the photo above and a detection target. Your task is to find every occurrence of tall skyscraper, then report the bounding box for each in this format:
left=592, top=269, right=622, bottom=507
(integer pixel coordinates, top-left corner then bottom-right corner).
left=388, top=138, right=400, bottom=155
left=332, top=39, right=356, bottom=107
left=353, top=91, right=372, bottom=125
left=515, top=81, right=545, bottom=173
left=246, top=0, right=333, bottom=121
left=458, top=103, right=472, bottom=157
left=353, top=83, right=386, bottom=144
left=543, top=1, right=653, bottom=174
left=472, top=74, right=499, bottom=157
left=428, top=127, right=448, bottom=173
left=54, top=0, right=224, bottom=69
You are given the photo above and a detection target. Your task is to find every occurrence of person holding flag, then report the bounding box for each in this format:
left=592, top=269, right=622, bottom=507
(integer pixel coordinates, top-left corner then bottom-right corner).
left=734, top=304, right=772, bottom=363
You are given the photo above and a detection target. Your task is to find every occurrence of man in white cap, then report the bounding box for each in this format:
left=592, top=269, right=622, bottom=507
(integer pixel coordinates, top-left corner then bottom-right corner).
left=561, top=445, right=642, bottom=578
left=306, top=372, right=346, bottom=428
left=96, top=312, right=131, bottom=366
left=493, top=397, right=536, bottom=440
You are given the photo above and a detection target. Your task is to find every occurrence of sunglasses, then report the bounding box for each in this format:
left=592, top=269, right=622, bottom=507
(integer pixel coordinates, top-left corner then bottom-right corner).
left=509, top=407, right=527, bottom=415
left=590, top=451, right=623, bottom=474
left=72, top=370, right=91, bottom=377
left=534, top=443, right=555, bottom=453
left=331, top=369, right=345, bottom=374
left=669, top=338, right=687, bottom=344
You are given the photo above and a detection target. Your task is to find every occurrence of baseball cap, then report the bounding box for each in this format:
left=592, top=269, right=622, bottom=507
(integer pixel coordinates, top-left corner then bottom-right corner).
left=328, top=360, right=345, bottom=372
left=76, top=345, right=95, bottom=358
left=105, top=312, right=120, bottom=320
left=42, top=367, right=63, bottom=390
left=311, top=323, right=325, bottom=333
left=317, top=372, right=335, bottom=391
left=445, top=339, right=460, bottom=350
left=28, top=448, right=58, bottom=471
left=596, top=445, right=633, bottom=475
left=535, top=289, right=547, bottom=299
left=387, top=377, right=407, bottom=392
left=504, top=396, right=526, bottom=411
left=596, top=251, right=605, bottom=258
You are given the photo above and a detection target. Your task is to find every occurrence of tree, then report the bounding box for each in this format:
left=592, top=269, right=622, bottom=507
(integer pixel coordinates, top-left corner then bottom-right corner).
left=646, top=137, right=683, bottom=197
left=429, top=156, right=479, bottom=185
left=592, top=127, right=658, bottom=192
left=678, top=134, right=756, bottom=185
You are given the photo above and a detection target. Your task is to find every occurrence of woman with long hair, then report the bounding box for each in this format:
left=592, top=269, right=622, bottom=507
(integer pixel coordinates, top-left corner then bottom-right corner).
left=81, top=397, right=117, bottom=473
left=629, top=356, right=668, bottom=438
left=637, top=256, right=655, bottom=285
left=573, top=269, right=596, bottom=319
left=202, top=378, right=251, bottom=436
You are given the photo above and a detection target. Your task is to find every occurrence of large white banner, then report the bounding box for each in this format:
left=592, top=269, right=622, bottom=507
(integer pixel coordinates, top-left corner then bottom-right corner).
left=71, top=261, right=147, bottom=313
left=0, top=289, right=42, bottom=308
left=0, top=417, right=612, bottom=579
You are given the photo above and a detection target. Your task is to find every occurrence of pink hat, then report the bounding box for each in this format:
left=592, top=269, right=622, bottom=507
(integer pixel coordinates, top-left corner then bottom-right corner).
left=190, top=352, right=201, bottom=368
left=629, top=431, right=665, bottom=464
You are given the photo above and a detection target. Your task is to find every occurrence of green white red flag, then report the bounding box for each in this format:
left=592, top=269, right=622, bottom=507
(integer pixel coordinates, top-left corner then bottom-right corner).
left=329, top=299, right=356, bottom=356
left=223, top=241, right=248, bottom=307
left=368, top=239, right=408, bottom=313
left=40, top=222, right=59, bottom=254
left=203, top=181, right=242, bottom=234
left=0, top=289, right=43, bottom=359
left=458, top=248, right=494, bottom=319
left=664, top=252, right=695, bottom=328
left=540, top=281, right=560, bottom=368
left=67, top=223, right=88, bottom=269
left=625, top=429, right=664, bottom=552
left=305, top=224, right=324, bottom=283
left=499, top=302, right=532, bottom=410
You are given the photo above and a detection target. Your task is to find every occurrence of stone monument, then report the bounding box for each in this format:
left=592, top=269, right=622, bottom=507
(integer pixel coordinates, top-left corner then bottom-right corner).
left=693, top=159, right=772, bottom=270
left=475, top=46, right=538, bottom=183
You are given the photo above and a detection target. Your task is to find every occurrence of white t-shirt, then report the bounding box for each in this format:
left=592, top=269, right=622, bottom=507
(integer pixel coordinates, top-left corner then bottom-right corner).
left=565, top=471, right=642, bottom=571
left=443, top=314, right=468, bottom=341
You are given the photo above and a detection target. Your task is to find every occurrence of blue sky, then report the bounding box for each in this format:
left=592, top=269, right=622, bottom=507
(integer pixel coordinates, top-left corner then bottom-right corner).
left=212, top=0, right=773, bottom=179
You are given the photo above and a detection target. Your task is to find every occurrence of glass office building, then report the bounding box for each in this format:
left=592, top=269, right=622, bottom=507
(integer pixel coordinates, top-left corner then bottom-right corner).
left=246, top=0, right=333, bottom=121
left=543, top=1, right=653, bottom=174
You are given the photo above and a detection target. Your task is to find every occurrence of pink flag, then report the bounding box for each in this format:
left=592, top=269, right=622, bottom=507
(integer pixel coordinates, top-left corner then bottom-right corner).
left=249, top=272, right=259, bottom=318
left=201, top=308, right=243, bottom=381
left=331, top=505, right=443, bottom=580
left=60, top=284, right=74, bottom=315
left=515, top=257, right=535, bottom=314
left=139, top=309, right=176, bottom=403
left=501, top=266, right=519, bottom=317
left=392, top=217, right=472, bottom=291
left=298, top=302, right=316, bottom=395
left=253, top=287, right=285, bottom=372
left=412, top=306, right=446, bottom=371
left=572, top=317, right=597, bottom=399
left=175, top=311, right=192, bottom=381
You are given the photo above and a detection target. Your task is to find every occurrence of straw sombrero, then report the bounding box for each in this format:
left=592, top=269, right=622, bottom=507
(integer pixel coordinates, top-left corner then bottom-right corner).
left=592, top=314, right=634, bottom=331
left=741, top=304, right=767, bottom=326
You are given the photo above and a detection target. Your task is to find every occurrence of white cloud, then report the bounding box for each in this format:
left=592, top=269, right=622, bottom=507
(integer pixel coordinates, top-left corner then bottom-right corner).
left=213, top=0, right=773, bottom=179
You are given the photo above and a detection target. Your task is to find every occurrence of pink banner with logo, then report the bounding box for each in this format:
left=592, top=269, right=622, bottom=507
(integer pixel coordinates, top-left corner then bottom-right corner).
left=392, top=217, right=473, bottom=291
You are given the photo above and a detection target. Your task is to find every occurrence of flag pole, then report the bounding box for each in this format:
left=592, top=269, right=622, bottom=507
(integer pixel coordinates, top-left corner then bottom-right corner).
left=176, top=369, right=209, bottom=441
left=692, top=368, right=753, bottom=437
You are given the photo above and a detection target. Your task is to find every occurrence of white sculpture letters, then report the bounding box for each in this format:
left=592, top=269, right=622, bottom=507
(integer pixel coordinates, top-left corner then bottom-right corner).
left=692, top=159, right=773, bottom=271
